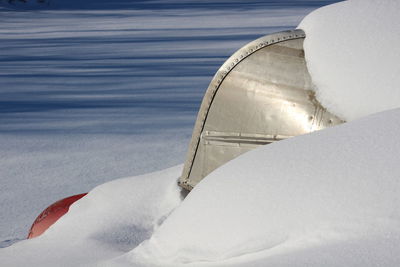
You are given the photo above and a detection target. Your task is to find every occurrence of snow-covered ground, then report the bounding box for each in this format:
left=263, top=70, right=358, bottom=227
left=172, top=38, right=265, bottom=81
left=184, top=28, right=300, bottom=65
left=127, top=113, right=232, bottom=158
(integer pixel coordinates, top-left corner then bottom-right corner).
left=2, top=0, right=400, bottom=266
left=0, top=0, right=331, bottom=246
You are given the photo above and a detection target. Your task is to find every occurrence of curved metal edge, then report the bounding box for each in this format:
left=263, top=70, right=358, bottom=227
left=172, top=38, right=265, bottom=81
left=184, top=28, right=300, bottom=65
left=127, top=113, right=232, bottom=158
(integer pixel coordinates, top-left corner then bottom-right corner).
left=179, top=29, right=307, bottom=191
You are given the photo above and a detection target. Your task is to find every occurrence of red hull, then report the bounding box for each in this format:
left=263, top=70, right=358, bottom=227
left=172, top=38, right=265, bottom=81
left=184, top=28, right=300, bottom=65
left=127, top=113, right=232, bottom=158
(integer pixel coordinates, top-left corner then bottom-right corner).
left=27, top=193, right=87, bottom=239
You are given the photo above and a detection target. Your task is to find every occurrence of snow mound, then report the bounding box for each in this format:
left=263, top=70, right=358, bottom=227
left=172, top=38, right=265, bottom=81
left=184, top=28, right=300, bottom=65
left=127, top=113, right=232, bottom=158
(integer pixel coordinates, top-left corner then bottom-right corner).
left=124, top=108, right=400, bottom=266
left=298, top=0, right=400, bottom=121
left=0, top=166, right=183, bottom=266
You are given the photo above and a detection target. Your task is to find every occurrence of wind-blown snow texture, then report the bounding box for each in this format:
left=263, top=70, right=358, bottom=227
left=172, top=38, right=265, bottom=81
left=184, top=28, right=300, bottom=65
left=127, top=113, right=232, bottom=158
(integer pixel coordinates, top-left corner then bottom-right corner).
left=298, top=0, right=400, bottom=121
left=0, top=0, right=334, bottom=246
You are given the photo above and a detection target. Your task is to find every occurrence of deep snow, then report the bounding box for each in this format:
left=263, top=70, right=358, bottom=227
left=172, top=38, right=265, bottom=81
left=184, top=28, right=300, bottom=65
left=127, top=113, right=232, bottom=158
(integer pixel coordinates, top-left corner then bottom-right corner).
left=2, top=0, right=400, bottom=267
left=2, top=107, right=400, bottom=267
left=0, top=0, right=331, bottom=246
left=122, top=108, right=400, bottom=267
left=0, top=166, right=183, bottom=266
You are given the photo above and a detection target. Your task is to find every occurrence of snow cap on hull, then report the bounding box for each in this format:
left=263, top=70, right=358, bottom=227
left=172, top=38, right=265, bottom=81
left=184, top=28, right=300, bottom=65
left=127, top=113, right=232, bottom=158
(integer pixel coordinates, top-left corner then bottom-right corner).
left=179, top=29, right=344, bottom=191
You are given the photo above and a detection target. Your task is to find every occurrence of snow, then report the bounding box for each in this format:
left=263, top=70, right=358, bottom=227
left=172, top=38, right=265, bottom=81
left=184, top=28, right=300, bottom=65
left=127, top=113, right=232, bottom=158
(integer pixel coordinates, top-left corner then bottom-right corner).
left=120, top=108, right=400, bottom=266
left=0, top=166, right=183, bottom=266
left=0, top=0, right=324, bottom=246
left=2, top=108, right=400, bottom=267
left=298, top=0, right=400, bottom=121
left=2, top=0, right=400, bottom=266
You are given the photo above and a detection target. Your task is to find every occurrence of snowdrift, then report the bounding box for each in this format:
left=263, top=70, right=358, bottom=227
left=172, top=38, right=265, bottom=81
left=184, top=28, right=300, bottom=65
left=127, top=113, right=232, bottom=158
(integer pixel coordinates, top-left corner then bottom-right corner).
left=0, top=167, right=183, bottom=266
left=299, top=0, right=400, bottom=121
left=2, top=108, right=400, bottom=267
left=121, top=108, right=400, bottom=266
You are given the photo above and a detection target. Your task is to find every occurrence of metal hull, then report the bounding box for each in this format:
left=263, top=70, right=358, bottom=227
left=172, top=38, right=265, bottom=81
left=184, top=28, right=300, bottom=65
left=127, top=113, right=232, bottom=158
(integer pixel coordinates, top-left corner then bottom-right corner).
left=179, top=29, right=344, bottom=191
